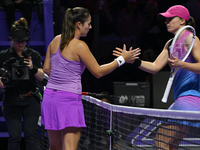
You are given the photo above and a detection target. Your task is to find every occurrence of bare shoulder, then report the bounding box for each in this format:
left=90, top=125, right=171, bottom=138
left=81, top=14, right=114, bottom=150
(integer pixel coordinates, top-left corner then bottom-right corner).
left=164, top=38, right=173, bottom=50
left=49, top=34, right=61, bottom=50
left=193, top=35, right=200, bottom=49
left=195, top=35, right=200, bottom=41
left=166, top=38, right=173, bottom=45
left=51, top=34, right=61, bottom=45
left=55, top=34, right=61, bottom=40
left=76, top=39, right=88, bottom=48
left=71, top=39, right=90, bottom=53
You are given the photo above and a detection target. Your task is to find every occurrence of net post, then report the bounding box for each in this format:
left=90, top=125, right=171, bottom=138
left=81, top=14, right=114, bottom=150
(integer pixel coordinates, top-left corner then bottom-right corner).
left=109, top=105, right=113, bottom=150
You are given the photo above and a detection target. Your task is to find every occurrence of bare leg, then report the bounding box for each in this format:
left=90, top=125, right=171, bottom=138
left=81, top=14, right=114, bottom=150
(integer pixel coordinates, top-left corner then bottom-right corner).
left=169, top=126, right=189, bottom=150
left=47, top=130, right=62, bottom=150
left=61, top=127, right=82, bottom=150
left=154, top=124, right=189, bottom=150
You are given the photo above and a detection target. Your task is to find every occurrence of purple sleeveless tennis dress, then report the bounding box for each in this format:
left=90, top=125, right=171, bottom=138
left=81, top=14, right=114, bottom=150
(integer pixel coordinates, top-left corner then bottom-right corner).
left=41, top=46, right=86, bottom=130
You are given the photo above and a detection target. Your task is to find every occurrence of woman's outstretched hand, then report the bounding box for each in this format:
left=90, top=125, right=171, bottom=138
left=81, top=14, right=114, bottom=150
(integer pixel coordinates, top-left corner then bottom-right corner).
left=113, top=44, right=141, bottom=63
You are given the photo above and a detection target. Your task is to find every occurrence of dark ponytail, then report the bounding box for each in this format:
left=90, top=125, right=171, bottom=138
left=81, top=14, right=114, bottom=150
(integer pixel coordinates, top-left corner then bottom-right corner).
left=60, top=8, right=74, bottom=51
left=186, top=16, right=196, bottom=29
left=60, top=7, right=90, bottom=51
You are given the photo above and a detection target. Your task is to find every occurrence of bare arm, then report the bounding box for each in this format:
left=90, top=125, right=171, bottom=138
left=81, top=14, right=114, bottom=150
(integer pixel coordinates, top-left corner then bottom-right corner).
left=43, top=35, right=64, bottom=77
left=43, top=44, right=51, bottom=76
left=34, top=68, right=44, bottom=81
left=79, top=43, right=141, bottom=78
left=139, top=48, right=169, bottom=74
left=0, top=77, right=5, bottom=88
left=113, top=41, right=170, bottom=74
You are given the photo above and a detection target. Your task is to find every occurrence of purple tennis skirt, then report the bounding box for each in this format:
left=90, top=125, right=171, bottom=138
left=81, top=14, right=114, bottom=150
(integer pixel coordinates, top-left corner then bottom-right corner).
left=166, top=95, right=200, bottom=127
left=168, top=95, right=200, bottom=111
left=41, top=88, right=86, bottom=130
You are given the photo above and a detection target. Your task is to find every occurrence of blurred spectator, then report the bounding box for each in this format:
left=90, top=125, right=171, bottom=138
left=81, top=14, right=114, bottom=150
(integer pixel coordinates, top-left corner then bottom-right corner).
left=136, top=0, right=150, bottom=14
left=95, top=0, right=114, bottom=35
left=168, top=0, right=188, bottom=6
left=85, top=0, right=113, bottom=35
left=84, top=0, right=97, bottom=14
left=0, top=0, right=34, bottom=31
left=61, top=0, right=84, bottom=8
left=185, top=0, right=200, bottom=37
left=100, top=91, right=112, bottom=103
left=139, top=0, right=164, bottom=60
left=115, top=0, right=143, bottom=48
left=107, top=0, right=127, bottom=14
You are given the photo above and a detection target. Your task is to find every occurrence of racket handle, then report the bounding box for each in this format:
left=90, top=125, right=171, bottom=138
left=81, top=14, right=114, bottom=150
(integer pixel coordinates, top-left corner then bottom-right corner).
left=81, top=92, right=90, bottom=96
left=161, top=77, right=174, bottom=103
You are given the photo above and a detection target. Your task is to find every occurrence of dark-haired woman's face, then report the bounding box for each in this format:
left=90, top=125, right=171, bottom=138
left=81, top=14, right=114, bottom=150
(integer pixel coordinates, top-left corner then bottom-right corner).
left=80, top=15, right=92, bottom=37
left=165, top=17, right=183, bottom=34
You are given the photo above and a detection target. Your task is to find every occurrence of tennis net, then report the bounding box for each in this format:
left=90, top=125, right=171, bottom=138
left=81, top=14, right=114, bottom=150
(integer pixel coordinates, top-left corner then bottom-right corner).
left=79, top=95, right=200, bottom=150
left=41, top=95, right=200, bottom=150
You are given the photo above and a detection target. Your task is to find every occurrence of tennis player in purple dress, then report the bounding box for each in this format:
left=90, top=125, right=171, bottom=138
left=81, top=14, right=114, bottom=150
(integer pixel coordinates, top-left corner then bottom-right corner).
left=41, top=7, right=141, bottom=150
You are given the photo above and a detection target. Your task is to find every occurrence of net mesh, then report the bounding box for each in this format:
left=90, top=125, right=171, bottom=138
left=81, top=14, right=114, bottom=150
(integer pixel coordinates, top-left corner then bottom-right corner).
left=41, top=95, right=200, bottom=150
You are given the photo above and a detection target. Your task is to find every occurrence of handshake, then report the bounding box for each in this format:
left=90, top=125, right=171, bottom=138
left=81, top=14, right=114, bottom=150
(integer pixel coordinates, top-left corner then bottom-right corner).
left=113, top=44, right=141, bottom=67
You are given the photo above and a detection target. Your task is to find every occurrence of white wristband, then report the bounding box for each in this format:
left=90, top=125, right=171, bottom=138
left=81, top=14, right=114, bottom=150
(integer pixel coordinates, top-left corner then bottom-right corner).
left=115, top=56, right=125, bottom=67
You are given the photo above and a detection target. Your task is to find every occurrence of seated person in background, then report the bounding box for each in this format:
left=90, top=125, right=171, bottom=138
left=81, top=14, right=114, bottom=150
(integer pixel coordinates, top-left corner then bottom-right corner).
left=100, top=91, right=112, bottom=104
left=0, top=0, right=33, bottom=31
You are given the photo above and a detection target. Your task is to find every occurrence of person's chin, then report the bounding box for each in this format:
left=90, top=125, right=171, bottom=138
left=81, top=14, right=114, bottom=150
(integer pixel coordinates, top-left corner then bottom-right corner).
left=82, top=34, right=87, bottom=37
left=167, top=29, right=172, bottom=33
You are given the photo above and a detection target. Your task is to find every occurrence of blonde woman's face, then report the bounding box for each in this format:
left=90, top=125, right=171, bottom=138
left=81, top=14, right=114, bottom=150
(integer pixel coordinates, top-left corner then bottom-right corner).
left=80, top=15, right=92, bottom=37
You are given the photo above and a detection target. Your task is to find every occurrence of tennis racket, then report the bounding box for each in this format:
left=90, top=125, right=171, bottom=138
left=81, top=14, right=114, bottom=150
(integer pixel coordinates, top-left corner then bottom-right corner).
left=161, top=25, right=196, bottom=103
